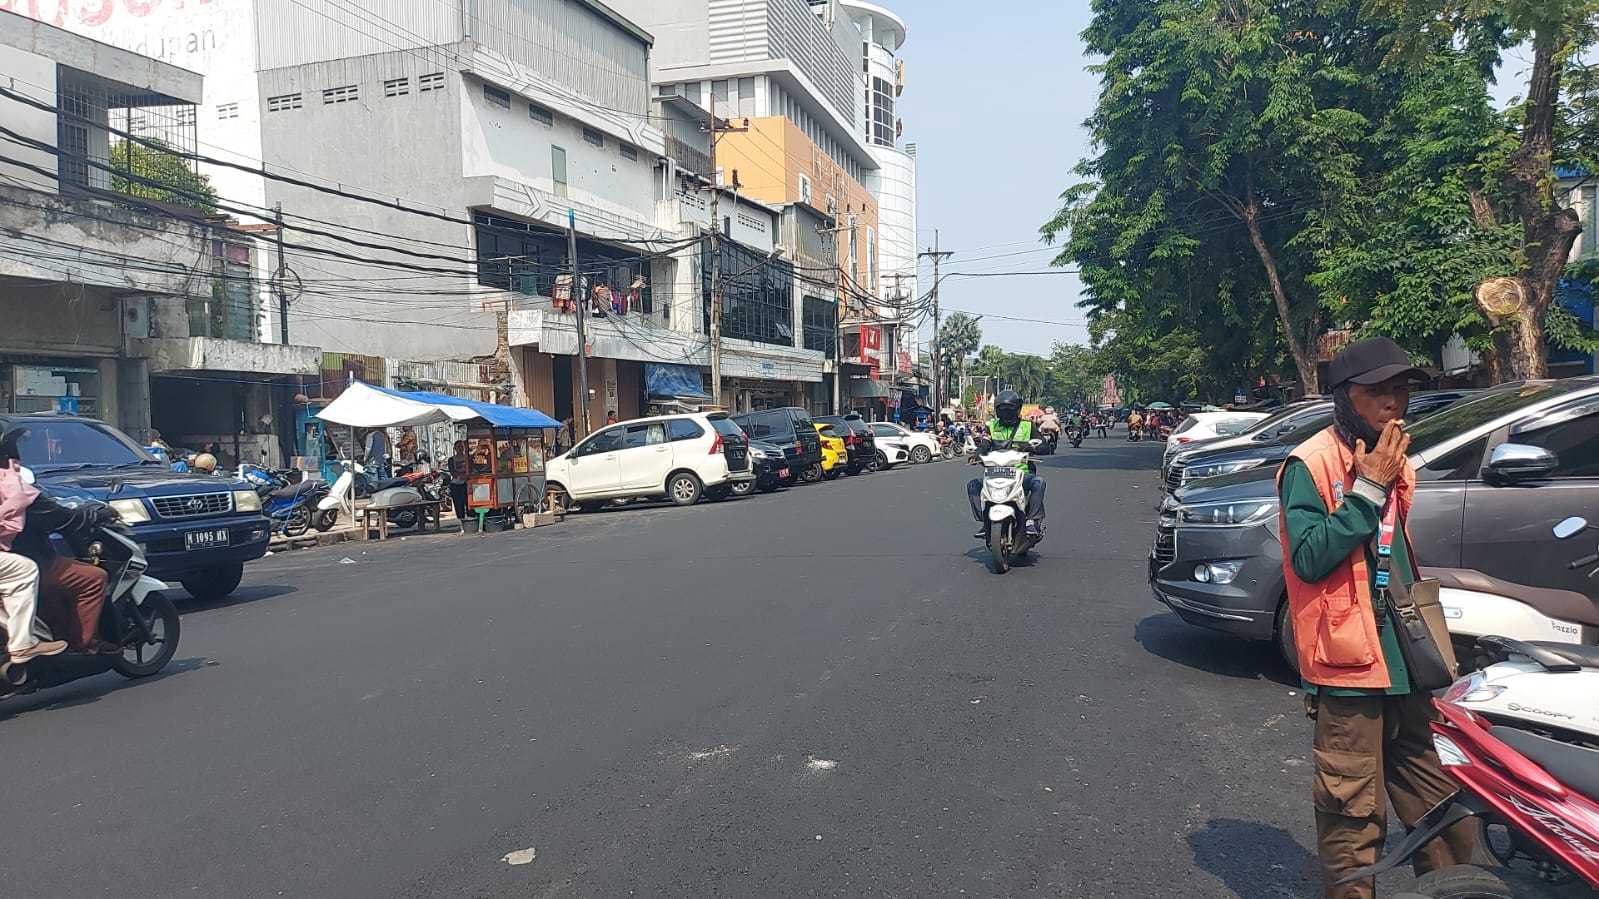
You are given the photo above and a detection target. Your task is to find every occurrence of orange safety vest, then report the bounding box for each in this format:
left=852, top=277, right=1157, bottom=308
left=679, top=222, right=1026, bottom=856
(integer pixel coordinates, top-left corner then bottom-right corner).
left=1276, top=427, right=1414, bottom=690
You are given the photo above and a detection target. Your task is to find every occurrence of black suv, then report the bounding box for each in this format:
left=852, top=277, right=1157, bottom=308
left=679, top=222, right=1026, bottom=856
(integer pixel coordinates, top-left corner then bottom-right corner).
left=731, top=407, right=823, bottom=485
left=814, top=414, right=878, bottom=475
left=1150, top=379, right=1599, bottom=668
left=2, top=413, right=271, bottom=600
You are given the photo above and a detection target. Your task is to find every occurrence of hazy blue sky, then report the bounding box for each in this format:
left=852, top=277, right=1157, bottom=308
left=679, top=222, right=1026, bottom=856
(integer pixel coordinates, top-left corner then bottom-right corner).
left=898, top=1, right=1098, bottom=358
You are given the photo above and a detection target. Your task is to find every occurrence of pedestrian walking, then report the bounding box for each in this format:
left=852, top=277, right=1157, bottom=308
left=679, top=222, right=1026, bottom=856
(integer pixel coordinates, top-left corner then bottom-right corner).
left=1277, top=337, right=1476, bottom=899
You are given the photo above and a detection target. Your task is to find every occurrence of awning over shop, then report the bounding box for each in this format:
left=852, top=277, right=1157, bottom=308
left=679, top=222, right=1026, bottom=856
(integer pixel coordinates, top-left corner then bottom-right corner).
left=315, top=381, right=560, bottom=429
left=645, top=362, right=711, bottom=399
left=848, top=378, right=895, bottom=399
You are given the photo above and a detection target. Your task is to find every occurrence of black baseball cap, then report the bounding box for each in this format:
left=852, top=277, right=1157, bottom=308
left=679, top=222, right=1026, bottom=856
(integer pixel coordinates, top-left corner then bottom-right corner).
left=1327, top=337, right=1428, bottom=389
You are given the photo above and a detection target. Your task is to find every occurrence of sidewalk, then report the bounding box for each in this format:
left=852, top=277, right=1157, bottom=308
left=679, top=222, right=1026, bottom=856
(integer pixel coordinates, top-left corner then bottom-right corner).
left=265, top=498, right=463, bottom=553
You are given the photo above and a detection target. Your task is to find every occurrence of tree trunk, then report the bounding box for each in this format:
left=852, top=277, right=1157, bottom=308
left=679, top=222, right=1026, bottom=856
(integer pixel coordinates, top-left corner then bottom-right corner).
left=1241, top=189, right=1318, bottom=394
left=1501, top=28, right=1584, bottom=380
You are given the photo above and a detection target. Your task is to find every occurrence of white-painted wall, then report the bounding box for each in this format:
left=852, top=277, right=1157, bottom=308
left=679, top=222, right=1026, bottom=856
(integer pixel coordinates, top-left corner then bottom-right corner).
left=0, top=42, right=59, bottom=190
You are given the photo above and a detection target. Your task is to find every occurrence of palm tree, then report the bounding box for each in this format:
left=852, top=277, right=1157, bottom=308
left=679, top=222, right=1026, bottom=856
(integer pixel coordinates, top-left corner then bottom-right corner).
left=937, top=313, right=983, bottom=408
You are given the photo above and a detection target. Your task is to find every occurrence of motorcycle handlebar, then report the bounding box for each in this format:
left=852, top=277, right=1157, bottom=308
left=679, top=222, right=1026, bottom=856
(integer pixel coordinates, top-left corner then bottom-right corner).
left=1568, top=551, right=1599, bottom=570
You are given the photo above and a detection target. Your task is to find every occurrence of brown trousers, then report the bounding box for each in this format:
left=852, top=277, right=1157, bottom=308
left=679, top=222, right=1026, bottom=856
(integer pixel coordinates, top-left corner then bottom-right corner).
left=1309, top=691, right=1478, bottom=899
left=37, top=556, right=108, bottom=652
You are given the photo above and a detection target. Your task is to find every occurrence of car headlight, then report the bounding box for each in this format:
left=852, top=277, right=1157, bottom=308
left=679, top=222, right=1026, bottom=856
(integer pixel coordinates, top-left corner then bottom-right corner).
left=1193, top=561, right=1245, bottom=584
left=234, top=489, right=262, bottom=512
left=1175, top=498, right=1279, bottom=526
left=109, top=498, right=150, bottom=524
left=1185, top=458, right=1269, bottom=481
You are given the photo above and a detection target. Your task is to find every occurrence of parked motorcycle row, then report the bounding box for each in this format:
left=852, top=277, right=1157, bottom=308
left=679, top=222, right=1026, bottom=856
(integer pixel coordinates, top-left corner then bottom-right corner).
left=238, top=454, right=450, bottom=537
left=1147, top=381, right=1599, bottom=897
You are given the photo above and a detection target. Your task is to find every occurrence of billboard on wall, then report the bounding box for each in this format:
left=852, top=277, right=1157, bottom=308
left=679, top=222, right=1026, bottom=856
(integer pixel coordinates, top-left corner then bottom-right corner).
left=859, top=325, right=881, bottom=369
left=4, top=0, right=244, bottom=71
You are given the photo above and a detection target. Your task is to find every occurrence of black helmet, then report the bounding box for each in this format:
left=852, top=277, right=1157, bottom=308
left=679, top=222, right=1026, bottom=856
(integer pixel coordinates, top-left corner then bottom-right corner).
left=995, top=390, right=1023, bottom=426
left=0, top=426, right=25, bottom=463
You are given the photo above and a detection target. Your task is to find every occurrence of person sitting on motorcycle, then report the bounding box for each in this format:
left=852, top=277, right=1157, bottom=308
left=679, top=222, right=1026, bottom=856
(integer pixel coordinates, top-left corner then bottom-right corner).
left=2, top=428, right=118, bottom=654
left=966, top=390, right=1047, bottom=539
left=1038, top=407, right=1063, bottom=440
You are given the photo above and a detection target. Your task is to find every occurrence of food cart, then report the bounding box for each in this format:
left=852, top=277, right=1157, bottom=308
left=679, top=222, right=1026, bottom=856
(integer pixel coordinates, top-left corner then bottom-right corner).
left=315, top=381, right=561, bottom=532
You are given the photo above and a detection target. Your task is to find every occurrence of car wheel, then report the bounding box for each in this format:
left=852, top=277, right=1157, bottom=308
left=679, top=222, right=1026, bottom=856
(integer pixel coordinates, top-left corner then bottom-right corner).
left=180, top=563, right=245, bottom=602
left=667, top=472, right=703, bottom=506
left=822, top=466, right=842, bottom=480
left=730, top=478, right=756, bottom=497
left=910, top=445, right=932, bottom=464
left=800, top=463, right=823, bottom=483
left=1274, top=599, right=1299, bottom=676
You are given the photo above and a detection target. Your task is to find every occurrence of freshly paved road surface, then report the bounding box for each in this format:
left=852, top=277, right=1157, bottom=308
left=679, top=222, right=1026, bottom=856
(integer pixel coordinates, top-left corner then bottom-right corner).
left=5, top=440, right=1391, bottom=897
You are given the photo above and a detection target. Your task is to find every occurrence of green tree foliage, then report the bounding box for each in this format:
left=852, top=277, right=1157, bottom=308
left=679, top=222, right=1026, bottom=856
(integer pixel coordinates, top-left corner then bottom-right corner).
left=1046, top=0, right=1530, bottom=395
left=1370, top=0, right=1599, bottom=379
left=109, top=139, right=218, bottom=213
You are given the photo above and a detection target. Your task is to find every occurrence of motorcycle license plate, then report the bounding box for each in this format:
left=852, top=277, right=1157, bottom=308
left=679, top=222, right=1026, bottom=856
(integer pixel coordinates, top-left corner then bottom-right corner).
left=184, top=528, right=230, bottom=550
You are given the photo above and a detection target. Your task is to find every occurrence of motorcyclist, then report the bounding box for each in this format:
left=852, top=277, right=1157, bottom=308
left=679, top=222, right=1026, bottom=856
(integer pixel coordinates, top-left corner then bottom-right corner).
left=1039, top=406, right=1063, bottom=441
left=966, top=390, right=1047, bottom=539
left=1, top=428, right=118, bottom=654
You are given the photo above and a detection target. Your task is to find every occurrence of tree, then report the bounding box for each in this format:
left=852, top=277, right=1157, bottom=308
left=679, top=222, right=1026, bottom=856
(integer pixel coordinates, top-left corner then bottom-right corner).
left=1047, top=343, right=1104, bottom=408
left=1047, top=0, right=1515, bottom=392
left=110, top=139, right=218, bottom=213
left=1371, top=0, right=1599, bottom=379
left=937, top=311, right=983, bottom=404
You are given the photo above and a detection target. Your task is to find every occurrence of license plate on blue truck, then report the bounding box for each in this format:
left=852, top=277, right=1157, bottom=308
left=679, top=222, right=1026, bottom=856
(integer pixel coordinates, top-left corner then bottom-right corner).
left=185, top=528, right=230, bottom=550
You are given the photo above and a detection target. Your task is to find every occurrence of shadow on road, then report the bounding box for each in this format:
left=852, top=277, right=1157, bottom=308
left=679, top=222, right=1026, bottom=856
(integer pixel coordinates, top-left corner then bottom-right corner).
left=1134, top=612, right=1296, bottom=687
left=1186, top=817, right=1319, bottom=899
left=0, top=655, right=212, bottom=721
left=175, top=583, right=298, bottom=610
left=1038, top=441, right=1163, bottom=472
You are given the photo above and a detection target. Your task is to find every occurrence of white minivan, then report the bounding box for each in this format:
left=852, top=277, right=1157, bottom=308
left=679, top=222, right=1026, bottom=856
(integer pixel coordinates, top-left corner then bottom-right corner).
left=545, top=412, right=754, bottom=510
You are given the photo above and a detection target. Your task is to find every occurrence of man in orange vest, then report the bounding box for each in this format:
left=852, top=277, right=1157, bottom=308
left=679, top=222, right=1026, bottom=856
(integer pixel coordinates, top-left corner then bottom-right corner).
left=1277, top=337, right=1475, bottom=898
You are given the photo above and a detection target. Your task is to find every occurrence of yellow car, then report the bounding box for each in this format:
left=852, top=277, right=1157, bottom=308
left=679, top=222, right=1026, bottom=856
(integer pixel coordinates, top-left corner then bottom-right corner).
left=813, top=423, right=848, bottom=480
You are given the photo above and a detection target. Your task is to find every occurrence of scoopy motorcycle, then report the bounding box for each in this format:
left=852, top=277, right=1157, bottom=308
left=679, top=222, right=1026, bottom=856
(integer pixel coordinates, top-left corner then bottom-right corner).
left=1345, top=697, right=1599, bottom=898
left=0, top=497, right=181, bottom=697
left=976, top=441, right=1043, bottom=574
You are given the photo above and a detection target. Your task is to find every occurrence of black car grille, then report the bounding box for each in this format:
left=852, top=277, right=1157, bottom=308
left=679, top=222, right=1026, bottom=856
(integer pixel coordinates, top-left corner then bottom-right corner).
left=152, top=493, right=233, bottom=519
left=1165, top=460, right=1187, bottom=492
left=1153, top=523, right=1177, bottom=565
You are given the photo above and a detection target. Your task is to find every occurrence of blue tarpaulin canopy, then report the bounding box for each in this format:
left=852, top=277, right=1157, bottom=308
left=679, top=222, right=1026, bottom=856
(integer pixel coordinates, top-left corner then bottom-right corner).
left=645, top=362, right=711, bottom=400
left=372, top=385, right=561, bottom=429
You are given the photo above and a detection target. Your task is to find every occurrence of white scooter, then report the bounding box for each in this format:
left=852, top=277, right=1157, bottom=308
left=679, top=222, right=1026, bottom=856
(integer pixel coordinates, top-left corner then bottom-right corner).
left=1421, top=516, right=1599, bottom=667
left=976, top=443, right=1042, bottom=574
left=1446, top=635, right=1599, bottom=746
left=317, top=458, right=362, bottom=526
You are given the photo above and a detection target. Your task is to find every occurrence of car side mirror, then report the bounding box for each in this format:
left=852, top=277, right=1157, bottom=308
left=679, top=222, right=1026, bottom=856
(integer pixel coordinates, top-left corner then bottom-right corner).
left=1485, top=442, right=1558, bottom=482
left=1554, top=516, right=1589, bottom=539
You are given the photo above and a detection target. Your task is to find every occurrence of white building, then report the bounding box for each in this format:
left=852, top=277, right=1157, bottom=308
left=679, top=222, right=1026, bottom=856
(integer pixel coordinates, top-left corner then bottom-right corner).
left=0, top=10, right=318, bottom=458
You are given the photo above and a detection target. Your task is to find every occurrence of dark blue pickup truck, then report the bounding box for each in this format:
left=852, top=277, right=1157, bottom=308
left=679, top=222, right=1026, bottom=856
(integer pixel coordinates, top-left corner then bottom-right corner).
left=1, top=413, right=271, bottom=600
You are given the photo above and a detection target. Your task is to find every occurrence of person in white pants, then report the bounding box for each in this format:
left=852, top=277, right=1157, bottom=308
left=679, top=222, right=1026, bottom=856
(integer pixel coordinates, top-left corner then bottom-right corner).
left=0, top=456, right=66, bottom=663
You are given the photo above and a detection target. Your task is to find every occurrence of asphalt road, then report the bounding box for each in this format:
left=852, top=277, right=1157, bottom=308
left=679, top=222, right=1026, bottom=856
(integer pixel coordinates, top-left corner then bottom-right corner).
left=4, top=439, right=1373, bottom=897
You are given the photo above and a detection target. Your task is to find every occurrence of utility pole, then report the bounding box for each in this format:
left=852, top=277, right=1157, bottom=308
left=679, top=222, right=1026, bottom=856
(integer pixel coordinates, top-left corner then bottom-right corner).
left=705, top=94, right=747, bottom=408
left=272, top=203, right=288, bottom=345
left=818, top=213, right=858, bottom=414
left=920, top=231, right=953, bottom=413
left=568, top=208, right=591, bottom=438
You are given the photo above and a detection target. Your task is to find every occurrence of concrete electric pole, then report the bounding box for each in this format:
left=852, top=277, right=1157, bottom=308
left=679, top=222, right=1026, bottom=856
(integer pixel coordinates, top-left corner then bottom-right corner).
left=919, top=231, right=953, bottom=413
left=705, top=94, right=748, bottom=408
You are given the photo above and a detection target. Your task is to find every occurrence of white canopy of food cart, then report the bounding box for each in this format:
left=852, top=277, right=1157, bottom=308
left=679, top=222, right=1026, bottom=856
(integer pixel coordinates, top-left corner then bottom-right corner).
left=314, top=381, right=480, bottom=428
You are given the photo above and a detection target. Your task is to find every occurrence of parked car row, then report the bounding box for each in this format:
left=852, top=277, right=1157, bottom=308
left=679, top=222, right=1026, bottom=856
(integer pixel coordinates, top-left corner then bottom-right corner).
left=1148, top=379, right=1599, bottom=671
left=543, top=407, right=942, bottom=512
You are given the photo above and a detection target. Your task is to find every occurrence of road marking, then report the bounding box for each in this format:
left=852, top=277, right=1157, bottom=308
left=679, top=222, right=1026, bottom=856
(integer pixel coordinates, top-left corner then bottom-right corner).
left=689, top=745, right=736, bottom=760
left=806, top=756, right=838, bottom=772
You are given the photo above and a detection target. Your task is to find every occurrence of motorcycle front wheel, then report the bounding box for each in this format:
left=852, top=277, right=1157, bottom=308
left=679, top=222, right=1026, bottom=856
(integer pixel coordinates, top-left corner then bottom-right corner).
left=987, top=520, right=1011, bottom=574
left=313, top=508, right=339, bottom=531
left=112, top=592, right=181, bottom=679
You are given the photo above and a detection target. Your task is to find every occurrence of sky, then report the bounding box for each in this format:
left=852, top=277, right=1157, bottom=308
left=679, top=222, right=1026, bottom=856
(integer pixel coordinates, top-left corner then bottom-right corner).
left=897, top=1, right=1099, bottom=358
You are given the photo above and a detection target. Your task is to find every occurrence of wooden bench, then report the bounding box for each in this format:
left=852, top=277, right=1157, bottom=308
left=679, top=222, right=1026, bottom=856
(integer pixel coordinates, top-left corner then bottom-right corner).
left=361, top=500, right=444, bottom=540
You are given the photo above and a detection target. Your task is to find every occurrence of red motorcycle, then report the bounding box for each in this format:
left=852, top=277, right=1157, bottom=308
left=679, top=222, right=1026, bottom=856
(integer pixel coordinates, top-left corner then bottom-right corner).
left=1348, top=698, right=1599, bottom=897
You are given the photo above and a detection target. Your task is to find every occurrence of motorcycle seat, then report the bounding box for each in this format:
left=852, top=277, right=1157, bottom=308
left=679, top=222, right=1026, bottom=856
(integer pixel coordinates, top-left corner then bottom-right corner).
left=270, top=481, right=317, bottom=501
left=1526, top=641, right=1599, bottom=668
left=370, top=477, right=409, bottom=492
left=1492, top=726, right=1599, bottom=803
left=1423, top=567, right=1599, bottom=627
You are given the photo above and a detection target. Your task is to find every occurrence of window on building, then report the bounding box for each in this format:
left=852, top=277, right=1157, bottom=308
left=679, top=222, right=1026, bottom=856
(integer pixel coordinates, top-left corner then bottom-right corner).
left=737, top=76, right=755, bottom=117
left=323, top=84, right=359, bottom=104
left=803, top=295, right=838, bottom=358
left=863, top=41, right=870, bottom=72
left=266, top=92, right=303, bottom=112
left=551, top=145, right=568, bottom=198
left=583, top=127, right=604, bottom=147
left=620, top=143, right=638, bottom=161
left=474, top=212, right=653, bottom=311
left=712, top=80, right=729, bottom=106
left=797, top=173, right=812, bottom=204
left=483, top=84, right=511, bottom=109
left=684, top=81, right=702, bottom=107
left=703, top=238, right=795, bottom=347
left=529, top=102, right=553, bottom=125
left=870, top=77, right=896, bottom=147
left=419, top=72, right=445, bottom=92
left=384, top=77, right=409, bottom=97
left=216, top=102, right=239, bottom=119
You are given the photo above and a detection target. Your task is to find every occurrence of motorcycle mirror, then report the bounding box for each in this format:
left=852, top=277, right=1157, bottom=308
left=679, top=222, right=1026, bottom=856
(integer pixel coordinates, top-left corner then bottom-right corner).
left=1554, top=516, right=1589, bottom=540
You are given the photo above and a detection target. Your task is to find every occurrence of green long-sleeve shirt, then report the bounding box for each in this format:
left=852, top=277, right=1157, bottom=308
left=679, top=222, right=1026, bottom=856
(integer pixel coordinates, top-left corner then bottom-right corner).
left=1279, top=459, right=1411, bottom=696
